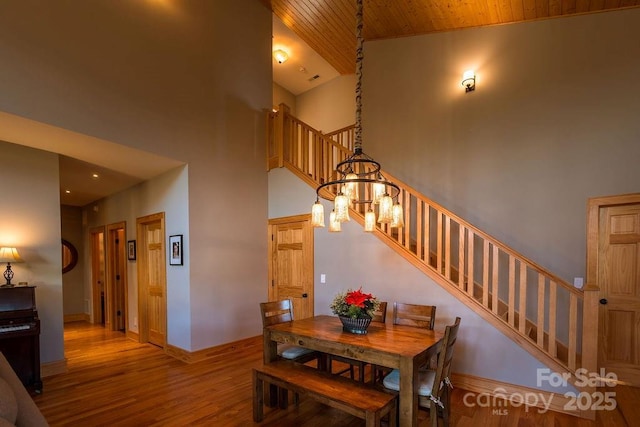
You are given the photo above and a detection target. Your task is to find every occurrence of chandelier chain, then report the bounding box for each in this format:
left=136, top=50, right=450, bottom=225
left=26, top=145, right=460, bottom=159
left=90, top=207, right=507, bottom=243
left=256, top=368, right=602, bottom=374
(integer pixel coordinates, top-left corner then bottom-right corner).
left=354, top=0, right=363, bottom=152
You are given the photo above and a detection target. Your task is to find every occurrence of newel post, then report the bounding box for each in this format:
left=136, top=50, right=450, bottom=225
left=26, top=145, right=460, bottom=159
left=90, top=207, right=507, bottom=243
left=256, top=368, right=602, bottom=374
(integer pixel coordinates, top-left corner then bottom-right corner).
left=580, top=284, right=599, bottom=420
left=274, top=103, right=289, bottom=169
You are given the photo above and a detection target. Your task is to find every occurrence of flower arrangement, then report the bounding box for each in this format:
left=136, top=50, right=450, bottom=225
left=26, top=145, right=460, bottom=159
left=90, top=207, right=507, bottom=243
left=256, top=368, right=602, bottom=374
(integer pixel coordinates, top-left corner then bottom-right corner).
left=330, top=287, right=380, bottom=319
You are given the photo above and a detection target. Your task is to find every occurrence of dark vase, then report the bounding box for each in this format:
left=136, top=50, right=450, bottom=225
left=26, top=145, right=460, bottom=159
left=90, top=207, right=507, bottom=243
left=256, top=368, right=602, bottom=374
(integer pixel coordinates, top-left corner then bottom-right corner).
left=338, top=315, right=372, bottom=334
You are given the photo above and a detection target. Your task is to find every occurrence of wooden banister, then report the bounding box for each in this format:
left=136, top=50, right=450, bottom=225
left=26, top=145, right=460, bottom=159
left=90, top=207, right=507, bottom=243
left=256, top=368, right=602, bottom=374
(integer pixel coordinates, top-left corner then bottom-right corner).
left=267, top=105, right=596, bottom=405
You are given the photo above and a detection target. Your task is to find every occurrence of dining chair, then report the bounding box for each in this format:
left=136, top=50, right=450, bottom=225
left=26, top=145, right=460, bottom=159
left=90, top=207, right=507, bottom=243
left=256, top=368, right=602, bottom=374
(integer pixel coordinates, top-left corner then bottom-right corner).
left=371, top=301, right=439, bottom=382
left=328, top=301, right=388, bottom=382
left=259, top=299, right=319, bottom=365
left=393, top=301, right=436, bottom=329
left=381, top=317, right=461, bottom=427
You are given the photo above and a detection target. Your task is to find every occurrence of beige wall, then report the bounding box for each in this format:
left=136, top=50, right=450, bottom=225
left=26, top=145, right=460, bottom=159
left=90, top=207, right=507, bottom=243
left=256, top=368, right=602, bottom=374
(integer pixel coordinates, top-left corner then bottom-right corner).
left=273, top=82, right=296, bottom=115
left=364, top=9, right=640, bottom=284
left=61, top=205, right=84, bottom=317
left=0, top=0, right=271, bottom=356
left=0, top=142, right=63, bottom=363
left=297, top=75, right=357, bottom=133
left=277, top=7, right=640, bottom=392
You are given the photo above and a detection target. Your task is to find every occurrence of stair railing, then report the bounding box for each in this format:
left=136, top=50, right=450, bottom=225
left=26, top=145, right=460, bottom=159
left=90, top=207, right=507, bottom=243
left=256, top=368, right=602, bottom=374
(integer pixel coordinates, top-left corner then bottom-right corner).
left=267, top=104, right=599, bottom=416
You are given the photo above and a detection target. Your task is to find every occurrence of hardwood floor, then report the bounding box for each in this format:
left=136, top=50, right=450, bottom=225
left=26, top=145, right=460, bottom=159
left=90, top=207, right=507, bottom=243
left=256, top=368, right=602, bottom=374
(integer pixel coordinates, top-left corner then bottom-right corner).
left=33, top=322, right=639, bottom=426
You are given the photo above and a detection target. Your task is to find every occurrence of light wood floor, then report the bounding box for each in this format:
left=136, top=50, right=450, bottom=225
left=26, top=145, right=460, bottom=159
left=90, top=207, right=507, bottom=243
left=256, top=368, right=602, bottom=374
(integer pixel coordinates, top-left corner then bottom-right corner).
left=32, top=322, right=639, bottom=426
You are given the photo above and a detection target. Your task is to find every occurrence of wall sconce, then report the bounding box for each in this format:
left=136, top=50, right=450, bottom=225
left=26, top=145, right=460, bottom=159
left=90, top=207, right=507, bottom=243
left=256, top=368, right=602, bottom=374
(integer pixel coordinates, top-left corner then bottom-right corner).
left=0, top=247, right=24, bottom=287
left=273, top=49, right=289, bottom=64
left=462, top=70, right=475, bottom=93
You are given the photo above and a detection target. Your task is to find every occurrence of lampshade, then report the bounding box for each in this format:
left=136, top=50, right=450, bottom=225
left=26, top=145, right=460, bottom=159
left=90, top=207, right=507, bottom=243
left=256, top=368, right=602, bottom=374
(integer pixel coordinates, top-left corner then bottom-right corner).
left=328, top=211, right=341, bottom=232
left=0, top=247, right=23, bottom=263
left=377, top=194, right=393, bottom=223
left=364, top=209, right=376, bottom=232
left=333, top=193, right=350, bottom=222
left=390, top=203, right=405, bottom=228
left=0, top=247, right=24, bottom=287
left=273, top=49, right=289, bottom=64
left=311, top=201, right=325, bottom=227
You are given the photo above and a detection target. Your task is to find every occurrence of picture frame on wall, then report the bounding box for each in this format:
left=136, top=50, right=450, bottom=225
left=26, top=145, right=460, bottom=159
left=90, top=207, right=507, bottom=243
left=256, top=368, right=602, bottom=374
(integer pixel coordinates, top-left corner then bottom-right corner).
left=127, top=240, right=136, bottom=261
left=169, top=234, right=183, bottom=266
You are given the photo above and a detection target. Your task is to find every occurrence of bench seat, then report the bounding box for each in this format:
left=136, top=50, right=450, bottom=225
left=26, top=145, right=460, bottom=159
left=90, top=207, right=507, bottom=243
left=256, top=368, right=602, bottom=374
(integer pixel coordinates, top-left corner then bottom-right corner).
left=253, top=360, right=397, bottom=427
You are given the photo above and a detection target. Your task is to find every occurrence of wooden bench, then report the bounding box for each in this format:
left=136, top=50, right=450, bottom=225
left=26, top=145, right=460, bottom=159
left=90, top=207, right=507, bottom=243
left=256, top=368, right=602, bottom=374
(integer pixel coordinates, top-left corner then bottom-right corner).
left=253, top=360, right=397, bottom=427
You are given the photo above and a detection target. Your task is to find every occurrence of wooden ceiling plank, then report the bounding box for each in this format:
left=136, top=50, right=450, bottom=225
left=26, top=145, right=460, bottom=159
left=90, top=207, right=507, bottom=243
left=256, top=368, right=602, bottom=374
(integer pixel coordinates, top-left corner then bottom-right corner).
left=562, top=0, right=578, bottom=14
left=510, top=0, right=526, bottom=20
left=575, top=0, right=591, bottom=12
left=536, top=0, right=551, bottom=18
left=523, top=0, right=538, bottom=19
left=287, top=0, right=356, bottom=73
left=491, top=0, right=515, bottom=24
left=271, top=2, right=354, bottom=74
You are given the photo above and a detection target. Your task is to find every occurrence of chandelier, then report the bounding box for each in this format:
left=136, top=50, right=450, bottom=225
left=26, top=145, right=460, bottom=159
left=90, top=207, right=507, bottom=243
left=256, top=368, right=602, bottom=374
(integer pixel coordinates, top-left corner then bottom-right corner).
left=311, top=0, right=403, bottom=232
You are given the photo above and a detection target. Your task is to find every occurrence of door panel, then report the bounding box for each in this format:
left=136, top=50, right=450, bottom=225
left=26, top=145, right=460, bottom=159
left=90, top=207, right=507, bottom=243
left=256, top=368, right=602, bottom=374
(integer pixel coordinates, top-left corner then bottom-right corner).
left=268, top=215, right=313, bottom=320
left=137, top=213, right=166, bottom=347
left=598, top=203, right=640, bottom=385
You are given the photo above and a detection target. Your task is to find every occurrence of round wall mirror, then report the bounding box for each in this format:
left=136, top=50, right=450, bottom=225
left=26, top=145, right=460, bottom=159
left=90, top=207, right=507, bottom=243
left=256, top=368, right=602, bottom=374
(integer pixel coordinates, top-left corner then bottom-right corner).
left=62, top=239, right=78, bottom=274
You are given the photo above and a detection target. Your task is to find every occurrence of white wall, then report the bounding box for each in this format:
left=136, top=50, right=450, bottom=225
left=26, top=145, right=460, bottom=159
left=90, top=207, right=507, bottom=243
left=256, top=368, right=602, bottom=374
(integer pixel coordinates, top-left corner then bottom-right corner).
left=273, top=83, right=297, bottom=115
left=0, top=0, right=271, bottom=355
left=0, top=142, right=64, bottom=364
left=364, top=9, right=640, bottom=284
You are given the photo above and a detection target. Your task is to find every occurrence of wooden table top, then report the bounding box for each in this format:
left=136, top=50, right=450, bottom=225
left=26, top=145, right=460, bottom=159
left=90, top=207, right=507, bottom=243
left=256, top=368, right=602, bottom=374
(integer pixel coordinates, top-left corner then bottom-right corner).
left=266, top=314, right=444, bottom=362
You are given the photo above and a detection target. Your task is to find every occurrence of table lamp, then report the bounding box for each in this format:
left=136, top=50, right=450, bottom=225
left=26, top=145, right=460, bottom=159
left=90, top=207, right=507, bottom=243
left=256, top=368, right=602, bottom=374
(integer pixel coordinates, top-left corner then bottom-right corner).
left=0, top=247, right=24, bottom=287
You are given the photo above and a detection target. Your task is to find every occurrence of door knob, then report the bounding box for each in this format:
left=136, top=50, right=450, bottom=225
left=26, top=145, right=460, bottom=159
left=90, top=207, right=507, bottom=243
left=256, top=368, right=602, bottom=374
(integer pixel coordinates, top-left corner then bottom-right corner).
left=302, top=293, right=308, bottom=298
left=599, top=298, right=608, bottom=305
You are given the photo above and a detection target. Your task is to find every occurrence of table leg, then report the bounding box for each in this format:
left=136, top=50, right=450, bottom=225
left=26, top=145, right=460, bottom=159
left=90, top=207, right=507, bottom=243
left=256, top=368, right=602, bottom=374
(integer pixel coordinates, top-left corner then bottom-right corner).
left=263, top=329, right=279, bottom=407
left=398, top=356, right=418, bottom=426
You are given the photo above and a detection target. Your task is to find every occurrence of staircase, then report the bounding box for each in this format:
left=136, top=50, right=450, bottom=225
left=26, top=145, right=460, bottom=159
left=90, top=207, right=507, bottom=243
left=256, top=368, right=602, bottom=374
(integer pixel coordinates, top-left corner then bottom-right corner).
left=267, top=104, right=599, bottom=416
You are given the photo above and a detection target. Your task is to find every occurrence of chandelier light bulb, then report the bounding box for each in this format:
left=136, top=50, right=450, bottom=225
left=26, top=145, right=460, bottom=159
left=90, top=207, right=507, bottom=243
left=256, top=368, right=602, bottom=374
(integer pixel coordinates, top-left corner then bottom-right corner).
left=378, top=194, right=393, bottom=223
left=311, top=200, right=325, bottom=227
left=344, top=172, right=359, bottom=202
left=364, top=209, right=376, bottom=232
left=372, top=182, right=385, bottom=204
left=390, top=202, right=404, bottom=228
left=329, top=210, right=341, bottom=232
left=334, top=193, right=350, bottom=222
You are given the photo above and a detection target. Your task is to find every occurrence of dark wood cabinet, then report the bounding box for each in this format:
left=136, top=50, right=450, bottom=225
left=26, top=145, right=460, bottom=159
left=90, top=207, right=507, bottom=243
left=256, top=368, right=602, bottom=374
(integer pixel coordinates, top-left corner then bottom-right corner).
left=0, top=286, right=42, bottom=392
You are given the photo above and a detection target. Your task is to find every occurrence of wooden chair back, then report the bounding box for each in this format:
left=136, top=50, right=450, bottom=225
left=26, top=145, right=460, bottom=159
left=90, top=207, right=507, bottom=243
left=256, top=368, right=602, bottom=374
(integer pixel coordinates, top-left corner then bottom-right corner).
left=393, top=302, right=436, bottom=329
left=260, top=299, right=294, bottom=327
left=371, top=301, right=387, bottom=323
left=424, top=317, right=461, bottom=425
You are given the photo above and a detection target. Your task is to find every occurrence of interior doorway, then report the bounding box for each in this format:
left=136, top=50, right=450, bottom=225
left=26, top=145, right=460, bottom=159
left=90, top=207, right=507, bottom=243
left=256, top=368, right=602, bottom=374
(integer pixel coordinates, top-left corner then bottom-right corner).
left=587, top=193, right=640, bottom=386
left=90, top=226, right=106, bottom=325
left=136, top=212, right=167, bottom=348
left=268, top=214, right=314, bottom=320
left=106, top=222, right=127, bottom=332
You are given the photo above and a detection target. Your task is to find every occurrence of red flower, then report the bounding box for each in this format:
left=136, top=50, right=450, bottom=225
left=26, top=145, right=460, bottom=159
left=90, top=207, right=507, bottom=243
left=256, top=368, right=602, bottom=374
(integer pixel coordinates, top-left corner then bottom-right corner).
left=345, top=288, right=373, bottom=308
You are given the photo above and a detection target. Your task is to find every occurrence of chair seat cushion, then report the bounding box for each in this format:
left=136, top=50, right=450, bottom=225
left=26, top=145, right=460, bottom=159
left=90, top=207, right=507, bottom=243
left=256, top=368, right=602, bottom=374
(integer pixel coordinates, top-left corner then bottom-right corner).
left=382, top=368, right=435, bottom=397
left=279, top=344, right=314, bottom=360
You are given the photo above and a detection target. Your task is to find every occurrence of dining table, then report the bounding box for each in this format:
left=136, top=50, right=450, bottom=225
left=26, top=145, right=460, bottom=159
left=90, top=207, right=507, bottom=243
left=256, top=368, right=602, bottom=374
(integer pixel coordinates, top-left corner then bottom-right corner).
left=263, top=314, right=444, bottom=427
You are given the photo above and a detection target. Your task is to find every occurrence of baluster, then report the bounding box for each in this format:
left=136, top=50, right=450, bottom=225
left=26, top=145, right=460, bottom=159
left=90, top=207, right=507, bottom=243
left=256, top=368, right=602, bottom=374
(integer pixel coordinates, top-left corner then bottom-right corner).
left=445, top=216, right=451, bottom=280
left=508, top=256, right=515, bottom=326
left=549, top=280, right=557, bottom=357
left=568, top=293, right=577, bottom=370
left=467, top=229, right=474, bottom=296
left=458, top=224, right=465, bottom=289
left=492, top=245, right=499, bottom=315
left=519, top=262, right=527, bottom=335
left=537, top=275, right=545, bottom=348
left=416, top=200, right=423, bottom=260
left=482, top=240, right=489, bottom=308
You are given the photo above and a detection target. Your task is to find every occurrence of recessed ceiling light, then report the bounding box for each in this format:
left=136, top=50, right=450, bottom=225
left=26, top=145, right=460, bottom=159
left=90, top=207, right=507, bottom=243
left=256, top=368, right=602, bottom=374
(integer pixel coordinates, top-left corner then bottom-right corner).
left=65, top=189, right=71, bottom=194
left=92, top=173, right=99, bottom=179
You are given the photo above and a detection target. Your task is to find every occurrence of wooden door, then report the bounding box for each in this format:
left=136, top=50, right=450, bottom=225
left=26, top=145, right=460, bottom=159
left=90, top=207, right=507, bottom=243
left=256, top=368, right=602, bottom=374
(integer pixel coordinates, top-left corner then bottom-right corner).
left=106, top=223, right=127, bottom=332
left=596, top=197, right=640, bottom=386
left=268, top=214, right=314, bottom=320
left=90, top=227, right=105, bottom=325
left=136, top=213, right=166, bottom=347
